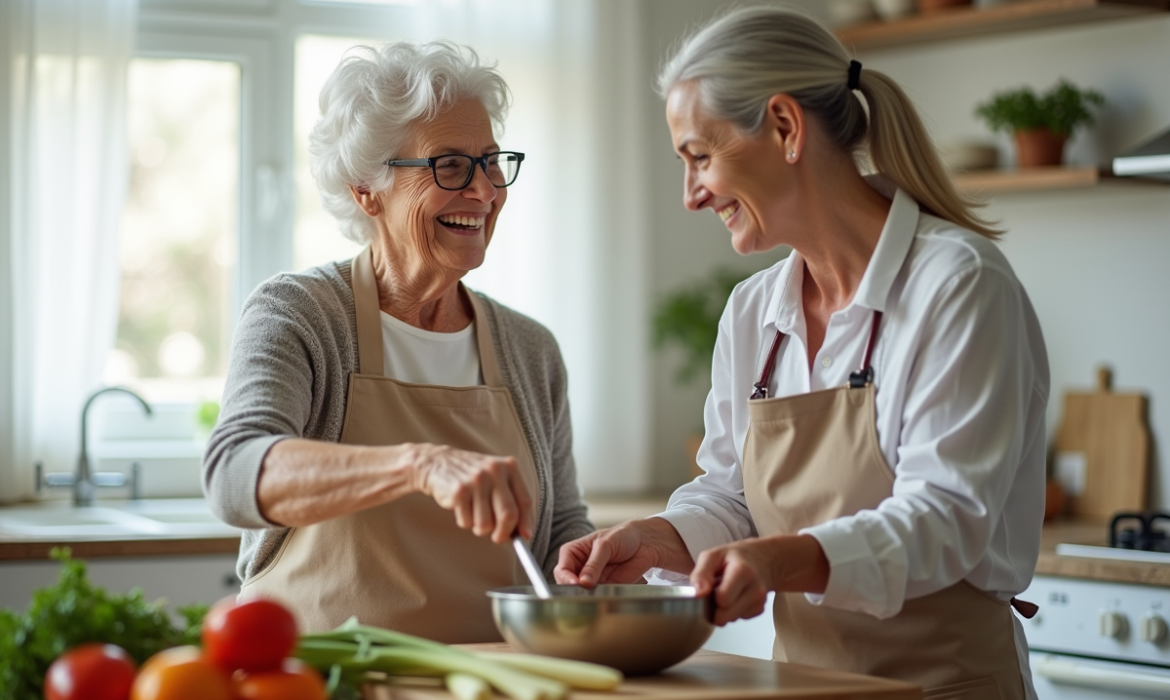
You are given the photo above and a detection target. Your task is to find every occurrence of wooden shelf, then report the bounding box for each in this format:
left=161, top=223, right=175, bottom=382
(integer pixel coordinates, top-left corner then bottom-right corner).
left=951, top=164, right=1168, bottom=193
left=836, top=0, right=1170, bottom=51
left=953, top=164, right=1102, bottom=192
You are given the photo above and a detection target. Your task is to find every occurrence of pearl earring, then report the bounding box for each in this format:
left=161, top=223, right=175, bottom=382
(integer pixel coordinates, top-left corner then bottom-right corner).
left=789, top=151, right=797, bottom=160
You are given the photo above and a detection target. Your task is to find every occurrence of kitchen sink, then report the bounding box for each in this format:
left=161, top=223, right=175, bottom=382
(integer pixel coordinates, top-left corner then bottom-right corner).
left=121, top=499, right=240, bottom=536
left=0, top=499, right=239, bottom=538
left=0, top=505, right=167, bottom=537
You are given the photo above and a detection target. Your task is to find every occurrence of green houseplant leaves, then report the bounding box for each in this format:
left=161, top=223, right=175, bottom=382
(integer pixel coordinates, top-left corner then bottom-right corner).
left=652, top=268, right=750, bottom=386
left=974, top=78, right=1104, bottom=137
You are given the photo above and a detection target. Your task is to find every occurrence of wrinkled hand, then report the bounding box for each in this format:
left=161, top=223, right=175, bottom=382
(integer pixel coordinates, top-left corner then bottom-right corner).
left=554, top=517, right=692, bottom=588
left=413, top=444, right=532, bottom=544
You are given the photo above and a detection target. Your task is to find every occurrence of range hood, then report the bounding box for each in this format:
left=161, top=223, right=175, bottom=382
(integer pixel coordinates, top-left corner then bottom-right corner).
left=1112, top=127, right=1170, bottom=181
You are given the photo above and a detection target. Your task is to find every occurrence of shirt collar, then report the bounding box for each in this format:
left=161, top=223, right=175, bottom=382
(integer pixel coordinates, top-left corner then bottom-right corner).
left=763, top=180, right=920, bottom=332
left=854, top=182, right=919, bottom=312
left=764, top=247, right=804, bottom=335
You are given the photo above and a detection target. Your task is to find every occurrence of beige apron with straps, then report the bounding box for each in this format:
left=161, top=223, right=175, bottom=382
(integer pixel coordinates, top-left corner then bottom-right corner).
left=742, top=310, right=1029, bottom=700
left=242, top=247, right=537, bottom=643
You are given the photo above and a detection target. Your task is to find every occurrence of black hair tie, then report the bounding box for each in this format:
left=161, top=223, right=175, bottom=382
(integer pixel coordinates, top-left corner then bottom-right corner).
left=847, top=59, right=862, bottom=90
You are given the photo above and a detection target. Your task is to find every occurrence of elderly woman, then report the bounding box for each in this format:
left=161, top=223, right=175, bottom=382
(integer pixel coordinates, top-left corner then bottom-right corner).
left=203, top=41, right=592, bottom=642
left=556, top=7, right=1048, bottom=699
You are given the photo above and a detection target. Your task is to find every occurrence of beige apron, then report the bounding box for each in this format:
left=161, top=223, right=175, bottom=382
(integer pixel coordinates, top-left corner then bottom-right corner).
left=742, top=311, right=1029, bottom=700
left=242, top=247, right=538, bottom=643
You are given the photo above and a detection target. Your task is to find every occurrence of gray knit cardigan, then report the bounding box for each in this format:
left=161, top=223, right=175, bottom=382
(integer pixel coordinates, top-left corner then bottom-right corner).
left=202, top=259, right=594, bottom=583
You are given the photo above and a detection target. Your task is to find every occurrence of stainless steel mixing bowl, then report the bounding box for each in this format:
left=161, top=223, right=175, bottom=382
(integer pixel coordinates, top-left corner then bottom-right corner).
left=488, top=585, right=713, bottom=675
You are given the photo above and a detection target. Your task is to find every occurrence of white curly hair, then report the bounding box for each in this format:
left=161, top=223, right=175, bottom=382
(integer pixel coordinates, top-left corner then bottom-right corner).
left=309, top=40, right=512, bottom=245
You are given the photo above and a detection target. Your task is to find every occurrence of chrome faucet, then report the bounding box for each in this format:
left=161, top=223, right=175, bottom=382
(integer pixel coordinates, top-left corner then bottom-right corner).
left=36, top=386, right=154, bottom=506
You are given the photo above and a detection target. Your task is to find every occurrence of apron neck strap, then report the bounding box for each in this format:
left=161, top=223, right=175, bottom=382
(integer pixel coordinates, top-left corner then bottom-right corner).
left=465, top=290, right=504, bottom=388
left=350, top=246, right=505, bottom=387
left=352, top=247, right=384, bottom=376
left=751, top=309, right=884, bottom=399
left=847, top=310, right=884, bottom=389
left=751, top=330, right=786, bottom=400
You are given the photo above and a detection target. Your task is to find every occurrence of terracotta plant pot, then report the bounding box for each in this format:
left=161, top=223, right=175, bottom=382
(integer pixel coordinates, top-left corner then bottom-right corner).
left=1014, top=128, right=1068, bottom=167
left=917, top=0, right=973, bottom=13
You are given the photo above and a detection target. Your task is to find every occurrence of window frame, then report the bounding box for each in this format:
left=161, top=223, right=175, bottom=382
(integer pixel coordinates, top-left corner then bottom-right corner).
left=96, top=0, right=405, bottom=451
left=136, top=11, right=291, bottom=322
left=137, top=0, right=419, bottom=334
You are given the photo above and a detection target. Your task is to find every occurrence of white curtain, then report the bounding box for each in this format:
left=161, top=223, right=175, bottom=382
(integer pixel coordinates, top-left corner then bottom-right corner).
left=3, top=0, right=137, bottom=501
left=399, top=0, right=653, bottom=493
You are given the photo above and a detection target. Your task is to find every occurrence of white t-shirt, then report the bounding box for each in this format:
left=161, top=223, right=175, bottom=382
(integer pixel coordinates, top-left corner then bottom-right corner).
left=379, top=311, right=482, bottom=386
left=655, top=184, right=1050, bottom=625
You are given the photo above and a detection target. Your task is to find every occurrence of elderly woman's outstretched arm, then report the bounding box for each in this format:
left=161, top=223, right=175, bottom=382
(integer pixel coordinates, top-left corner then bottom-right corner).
left=203, top=268, right=533, bottom=544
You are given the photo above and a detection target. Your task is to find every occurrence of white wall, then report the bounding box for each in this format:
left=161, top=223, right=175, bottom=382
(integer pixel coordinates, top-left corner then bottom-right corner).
left=639, top=2, right=1170, bottom=509
left=641, top=0, right=806, bottom=490
left=858, top=15, right=1170, bottom=509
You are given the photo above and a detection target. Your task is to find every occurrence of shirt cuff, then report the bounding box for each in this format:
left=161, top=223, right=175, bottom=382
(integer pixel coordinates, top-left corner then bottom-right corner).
left=643, top=568, right=689, bottom=585
left=653, top=504, right=736, bottom=570
left=800, top=520, right=898, bottom=619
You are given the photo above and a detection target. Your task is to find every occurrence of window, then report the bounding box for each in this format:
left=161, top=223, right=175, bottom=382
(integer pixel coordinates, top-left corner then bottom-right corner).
left=108, top=58, right=240, bottom=404
left=86, top=2, right=403, bottom=496
left=294, top=35, right=364, bottom=271
left=60, top=0, right=651, bottom=499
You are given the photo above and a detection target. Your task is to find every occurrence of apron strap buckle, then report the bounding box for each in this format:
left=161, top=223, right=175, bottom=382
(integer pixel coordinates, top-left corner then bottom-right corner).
left=750, top=382, right=769, bottom=400
left=848, top=366, right=873, bottom=388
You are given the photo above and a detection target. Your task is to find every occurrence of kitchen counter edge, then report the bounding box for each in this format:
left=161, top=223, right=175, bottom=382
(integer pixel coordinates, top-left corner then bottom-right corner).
left=1037, top=517, right=1170, bottom=586
left=0, top=535, right=240, bottom=561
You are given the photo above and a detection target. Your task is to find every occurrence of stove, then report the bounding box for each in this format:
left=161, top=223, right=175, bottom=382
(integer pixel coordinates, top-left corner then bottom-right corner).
left=1022, top=511, right=1170, bottom=699
left=1108, top=511, right=1170, bottom=553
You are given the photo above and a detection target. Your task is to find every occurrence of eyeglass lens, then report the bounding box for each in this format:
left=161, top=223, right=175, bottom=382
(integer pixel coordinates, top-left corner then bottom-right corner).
left=434, top=153, right=521, bottom=189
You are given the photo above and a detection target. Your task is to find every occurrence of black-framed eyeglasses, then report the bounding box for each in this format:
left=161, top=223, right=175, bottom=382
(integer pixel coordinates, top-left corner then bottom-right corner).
left=383, top=151, right=525, bottom=191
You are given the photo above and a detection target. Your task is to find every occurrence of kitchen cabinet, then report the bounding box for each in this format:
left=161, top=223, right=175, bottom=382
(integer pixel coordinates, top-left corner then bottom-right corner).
left=0, top=553, right=241, bottom=615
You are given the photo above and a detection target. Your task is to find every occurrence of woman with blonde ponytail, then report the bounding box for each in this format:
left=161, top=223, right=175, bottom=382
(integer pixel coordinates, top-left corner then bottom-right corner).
left=556, top=6, right=1048, bottom=698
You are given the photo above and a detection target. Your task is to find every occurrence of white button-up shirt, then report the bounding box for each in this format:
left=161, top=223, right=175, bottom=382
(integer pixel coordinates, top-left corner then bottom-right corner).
left=655, top=184, right=1050, bottom=621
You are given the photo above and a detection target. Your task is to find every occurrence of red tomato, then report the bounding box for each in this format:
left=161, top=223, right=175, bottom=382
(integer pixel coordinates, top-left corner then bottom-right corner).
left=233, top=658, right=328, bottom=700
left=130, top=646, right=233, bottom=700
left=201, top=595, right=298, bottom=673
left=44, top=643, right=137, bottom=700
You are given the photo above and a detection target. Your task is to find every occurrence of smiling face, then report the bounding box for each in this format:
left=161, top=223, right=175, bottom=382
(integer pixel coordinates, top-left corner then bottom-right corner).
left=666, top=82, right=797, bottom=256
left=373, top=97, right=507, bottom=277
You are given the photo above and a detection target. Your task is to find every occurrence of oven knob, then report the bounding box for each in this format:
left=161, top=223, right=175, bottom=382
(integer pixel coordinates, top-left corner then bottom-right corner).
left=1098, top=609, right=1128, bottom=639
left=1140, top=613, right=1168, bottom=645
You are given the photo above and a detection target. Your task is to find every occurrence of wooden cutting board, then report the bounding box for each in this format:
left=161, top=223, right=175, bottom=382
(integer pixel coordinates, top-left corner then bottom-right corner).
left=1052, top=367, right=1150, bottom=520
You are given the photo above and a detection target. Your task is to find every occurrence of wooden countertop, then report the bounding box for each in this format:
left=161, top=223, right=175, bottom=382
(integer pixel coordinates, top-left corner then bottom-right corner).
left=1036, top=517, right=1170, bottom=586
left=0, top=536, right=240, bottom=561
left=368, top=645, right=920, bottom=700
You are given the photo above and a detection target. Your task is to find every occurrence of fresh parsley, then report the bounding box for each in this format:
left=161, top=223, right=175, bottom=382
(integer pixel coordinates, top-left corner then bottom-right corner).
left=0, top=548, right=208, bottom=700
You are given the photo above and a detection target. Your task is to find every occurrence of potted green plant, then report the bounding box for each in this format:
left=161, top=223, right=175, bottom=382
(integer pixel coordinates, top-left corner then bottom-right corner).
left=974, top=79, right=1104, bottom=168
left=652, top=267, right=748, bottom=386
left=652, top=267, right=750, bottom=479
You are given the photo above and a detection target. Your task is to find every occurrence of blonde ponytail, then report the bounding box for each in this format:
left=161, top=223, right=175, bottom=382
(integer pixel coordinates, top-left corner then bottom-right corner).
left=858, top=70, right=1002, bottom=239
left=659, top=5, right=1002, bottom=240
